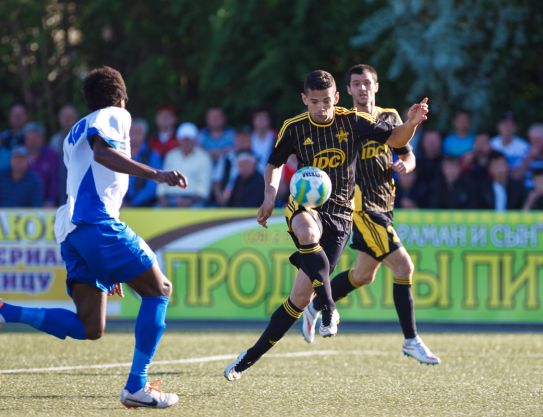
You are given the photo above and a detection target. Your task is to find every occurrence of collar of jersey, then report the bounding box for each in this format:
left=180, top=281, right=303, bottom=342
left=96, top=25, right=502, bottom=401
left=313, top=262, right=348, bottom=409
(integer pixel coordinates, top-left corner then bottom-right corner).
left=308, top=112, right=335, bottom=128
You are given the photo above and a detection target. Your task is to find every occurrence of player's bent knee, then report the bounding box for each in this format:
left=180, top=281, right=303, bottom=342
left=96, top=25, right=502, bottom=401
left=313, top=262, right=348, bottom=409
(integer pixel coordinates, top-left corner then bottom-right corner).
left=351, top=269, right=376, bottom=286
left=290, top=293, right=311, bottom=310
left=160, top=278, right=173, bottom=297
left=394, top=258, right=414, bottom=280
left=84, top=323, right=105, bottom=340
left=294, top=228, right=320, bottom=245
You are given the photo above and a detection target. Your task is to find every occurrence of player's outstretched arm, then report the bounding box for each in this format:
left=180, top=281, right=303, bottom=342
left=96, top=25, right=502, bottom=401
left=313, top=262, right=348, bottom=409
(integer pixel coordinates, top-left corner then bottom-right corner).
left=92, top=136, right=188, bottom=188
left=387, top=98, right=429, bottom=148
left=257, top=163, right=283, bottom=228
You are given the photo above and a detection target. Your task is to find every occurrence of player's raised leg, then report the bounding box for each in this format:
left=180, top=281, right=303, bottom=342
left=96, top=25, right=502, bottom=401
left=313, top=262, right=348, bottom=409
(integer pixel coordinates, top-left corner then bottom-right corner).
left=119, top=262, right=179, bottom=408
left=383, top=247, right=440, bottom=365
left=290, top=210, right=338, bottom=336
left=224, top=269, right=313, bottom=381
left=0, top=283, right=94, bottom=341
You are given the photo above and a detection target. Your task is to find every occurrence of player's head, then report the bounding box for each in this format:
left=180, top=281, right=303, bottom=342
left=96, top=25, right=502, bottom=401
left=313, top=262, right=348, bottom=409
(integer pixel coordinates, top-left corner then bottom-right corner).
left=83, top=66, right=128, bottom=112
left=301, top=70, right=339, bottom=124
left=345, top=64, right=379, bottom=111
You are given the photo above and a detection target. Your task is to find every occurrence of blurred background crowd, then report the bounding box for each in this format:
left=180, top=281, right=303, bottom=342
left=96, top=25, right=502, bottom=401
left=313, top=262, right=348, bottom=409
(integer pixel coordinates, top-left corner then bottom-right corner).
left=0, top=0, right=541, bottom=212
left=1, top=101, right=542, bottom=211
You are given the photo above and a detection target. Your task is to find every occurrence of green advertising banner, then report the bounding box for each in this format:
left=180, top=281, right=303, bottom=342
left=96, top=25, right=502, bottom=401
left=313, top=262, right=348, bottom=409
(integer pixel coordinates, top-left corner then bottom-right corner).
left=1, top=209, right=541, bottom=323
left=119, top=209, right=543, bottom=323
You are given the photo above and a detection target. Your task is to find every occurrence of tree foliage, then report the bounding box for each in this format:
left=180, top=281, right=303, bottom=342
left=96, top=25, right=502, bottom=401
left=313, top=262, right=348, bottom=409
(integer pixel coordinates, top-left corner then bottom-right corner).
left=351, top=0, right=543, bottom=131
left=0, top=0, right=541, bottom=135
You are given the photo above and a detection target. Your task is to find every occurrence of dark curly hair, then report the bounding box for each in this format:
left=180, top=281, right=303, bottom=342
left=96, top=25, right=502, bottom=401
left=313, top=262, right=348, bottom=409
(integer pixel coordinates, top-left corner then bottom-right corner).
left=303, top=70, right=336, bottom=93
left=83, top=66, right=128, bottom=111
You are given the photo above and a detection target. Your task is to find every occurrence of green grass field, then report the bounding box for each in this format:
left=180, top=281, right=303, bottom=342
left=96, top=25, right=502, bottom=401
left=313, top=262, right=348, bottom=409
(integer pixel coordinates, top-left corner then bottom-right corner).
left=0, top=330, right=542, bottom=417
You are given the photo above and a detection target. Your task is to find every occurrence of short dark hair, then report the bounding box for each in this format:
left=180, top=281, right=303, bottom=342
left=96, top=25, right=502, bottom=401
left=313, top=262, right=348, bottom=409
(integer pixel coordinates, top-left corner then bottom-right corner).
left=304, top=70, right=336, bottom=92
left=345, top=64, right=378, bottom=86
left=488, top=150, right=506, bottom=162
left=83, top=66, right=128, bottom=112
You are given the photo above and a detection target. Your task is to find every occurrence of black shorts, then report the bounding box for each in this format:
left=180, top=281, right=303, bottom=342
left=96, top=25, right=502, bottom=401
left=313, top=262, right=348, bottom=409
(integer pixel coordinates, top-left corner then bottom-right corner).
left=285, top=198, right=352, bottom=273
left=351, top=210, right=402, bottom=261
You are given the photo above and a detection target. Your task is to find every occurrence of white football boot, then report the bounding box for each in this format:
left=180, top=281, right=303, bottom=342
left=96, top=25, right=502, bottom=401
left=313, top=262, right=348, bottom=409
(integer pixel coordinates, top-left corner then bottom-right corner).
left=120, top=381, right=179, bottom=408
left=301, top=303, right=321, bottom=343
left=319, top=309, right=340, bottom=338
left=224, top=350, right=248, bottom=382
left=402, top=336, right=441, bottom=365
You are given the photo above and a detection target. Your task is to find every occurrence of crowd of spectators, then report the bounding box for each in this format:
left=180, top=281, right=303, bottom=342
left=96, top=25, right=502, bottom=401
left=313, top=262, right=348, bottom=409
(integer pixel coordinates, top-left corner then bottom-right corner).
left=0, top=103, right=542, bottom=211
left=397, top=110, right=543, bottom=210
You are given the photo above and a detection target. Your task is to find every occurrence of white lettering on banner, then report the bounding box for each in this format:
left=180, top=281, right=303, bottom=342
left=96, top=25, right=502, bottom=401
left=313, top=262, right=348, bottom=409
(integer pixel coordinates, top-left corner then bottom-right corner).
left=0, top=247, right=63, bottom=266
left=490, top=224, right=542, bottom=248
left=396, top=224, right=468, bottom=247
left=0, top=272, right=53, bottom=294
left=397, top=223, right=543, bottom=248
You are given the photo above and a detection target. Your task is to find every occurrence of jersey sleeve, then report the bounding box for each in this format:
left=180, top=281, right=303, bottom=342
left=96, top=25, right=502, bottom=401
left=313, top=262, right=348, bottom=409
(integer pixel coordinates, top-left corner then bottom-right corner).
left=353, top=112, right=393, bottom=145
left=87, top=108, right=131, bottom=150
left=394, top=143, right=412, bottom=155
left=267, top=121, right=295, bottom=167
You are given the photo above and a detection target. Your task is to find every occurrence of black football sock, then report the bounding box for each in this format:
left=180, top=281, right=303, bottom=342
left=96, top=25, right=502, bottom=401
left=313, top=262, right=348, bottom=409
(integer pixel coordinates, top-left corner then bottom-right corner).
left=393, top=278, right=417, bottom=339
left=297, top=243, right=335, bottom=325
left=312, top=269, right=358, bottom=311
left=236, top=298, right=302, bottom=372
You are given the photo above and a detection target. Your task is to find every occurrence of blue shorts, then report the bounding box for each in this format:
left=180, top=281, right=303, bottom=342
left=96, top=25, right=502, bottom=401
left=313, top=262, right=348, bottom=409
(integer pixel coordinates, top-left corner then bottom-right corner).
left=60, top=221, right=156, bottom=297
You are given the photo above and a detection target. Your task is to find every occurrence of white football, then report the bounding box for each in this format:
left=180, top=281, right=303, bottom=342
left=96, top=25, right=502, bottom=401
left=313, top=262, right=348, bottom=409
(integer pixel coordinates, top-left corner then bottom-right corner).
left=289, top=166, right=332, bottom=208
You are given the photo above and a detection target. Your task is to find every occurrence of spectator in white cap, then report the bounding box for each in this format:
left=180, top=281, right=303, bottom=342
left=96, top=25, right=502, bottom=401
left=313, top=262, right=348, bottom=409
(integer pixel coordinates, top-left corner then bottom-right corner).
left=157, top=122, right=213, bottom=207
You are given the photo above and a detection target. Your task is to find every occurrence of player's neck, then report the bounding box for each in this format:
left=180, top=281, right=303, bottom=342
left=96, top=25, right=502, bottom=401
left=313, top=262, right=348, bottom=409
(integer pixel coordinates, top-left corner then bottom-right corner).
left=355, top=102, right=374, bottom=115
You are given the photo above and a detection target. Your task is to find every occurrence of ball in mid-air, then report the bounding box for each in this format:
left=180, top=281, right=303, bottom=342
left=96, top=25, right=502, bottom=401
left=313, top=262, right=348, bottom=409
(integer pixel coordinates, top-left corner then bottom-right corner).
left=289, top=166, right=332, bottom=208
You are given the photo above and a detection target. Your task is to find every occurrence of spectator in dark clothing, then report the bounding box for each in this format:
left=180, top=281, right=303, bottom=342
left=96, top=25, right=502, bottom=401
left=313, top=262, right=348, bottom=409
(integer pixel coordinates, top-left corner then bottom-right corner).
left=477, top=151, right=526, bottom=210
left=227, top=151, right=264, bottom=207
left=395, top=170, right=426, bottom=209
left=0, top=103, right=29, bottom=151
left=0, top=146, right=43, bottom=207
left=148, top=105, right=178, bottom=158
left=125, top=118, right=162, bottom=207
left=212, top=126, right=253, bottom=206
left=461, top=133, right=493, bottom=181
left=414, top=129, right=443, bottom=197
left=523, top=169, right=543, bottom=210
left=24, top=122, right=58, bottom=207
left=428, top=156, right=475, bottom=209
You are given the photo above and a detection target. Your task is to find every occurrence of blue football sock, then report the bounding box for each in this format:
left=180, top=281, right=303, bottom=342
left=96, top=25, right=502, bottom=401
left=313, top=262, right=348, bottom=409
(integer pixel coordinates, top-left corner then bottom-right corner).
left=125, top=296, right=169, bottom=393
left=0, top=302, right=86, bottom=340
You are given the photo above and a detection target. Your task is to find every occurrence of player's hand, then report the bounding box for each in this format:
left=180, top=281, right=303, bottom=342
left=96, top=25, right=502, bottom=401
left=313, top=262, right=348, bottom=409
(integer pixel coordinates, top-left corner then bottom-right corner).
left=155, top=170, right=188, bottom=188
left=407, top=97, right=429, bottom=126
left=257, top=198, right=275, bottom=228
left=108, top=283, right=124, bottom=298
left=390, top=160, right=408, bottom=174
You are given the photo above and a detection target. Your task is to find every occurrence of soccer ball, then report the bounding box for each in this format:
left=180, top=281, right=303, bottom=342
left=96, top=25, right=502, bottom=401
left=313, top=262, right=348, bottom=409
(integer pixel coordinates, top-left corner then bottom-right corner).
left=289, top=166, right=332, bottom=208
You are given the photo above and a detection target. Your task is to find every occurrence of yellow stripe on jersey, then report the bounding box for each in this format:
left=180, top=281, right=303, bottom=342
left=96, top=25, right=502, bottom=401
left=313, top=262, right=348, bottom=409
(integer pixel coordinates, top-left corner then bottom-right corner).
left=335, top=106, right=377, bottom=124
left=276, top=112, right=309, bottom=147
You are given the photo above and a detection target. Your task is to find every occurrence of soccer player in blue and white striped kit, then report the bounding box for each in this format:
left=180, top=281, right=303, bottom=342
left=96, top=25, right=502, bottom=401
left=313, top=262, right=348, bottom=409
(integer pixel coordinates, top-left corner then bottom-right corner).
left=0, top=67, right=187, bottom=408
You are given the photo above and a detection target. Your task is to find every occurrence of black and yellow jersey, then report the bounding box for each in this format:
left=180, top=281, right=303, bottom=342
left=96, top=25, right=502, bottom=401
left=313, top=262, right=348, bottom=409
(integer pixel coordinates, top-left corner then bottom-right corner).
left=268, top=106, right=393, bottom=219
left=354, top=106, right=412, bottom=213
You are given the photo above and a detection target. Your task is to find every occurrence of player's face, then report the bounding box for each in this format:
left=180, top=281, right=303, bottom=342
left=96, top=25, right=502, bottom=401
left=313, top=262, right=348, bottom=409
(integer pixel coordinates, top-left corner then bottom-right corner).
left=301, top=87, right=339, bottom=124
left=347, top=71, right=378, bottom=111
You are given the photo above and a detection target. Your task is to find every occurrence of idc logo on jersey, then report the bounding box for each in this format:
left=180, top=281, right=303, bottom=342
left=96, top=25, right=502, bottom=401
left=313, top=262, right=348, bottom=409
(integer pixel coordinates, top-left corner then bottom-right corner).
left=360, top=143, right=389, bottom=159
left=312, top=148, right=346, bottom=169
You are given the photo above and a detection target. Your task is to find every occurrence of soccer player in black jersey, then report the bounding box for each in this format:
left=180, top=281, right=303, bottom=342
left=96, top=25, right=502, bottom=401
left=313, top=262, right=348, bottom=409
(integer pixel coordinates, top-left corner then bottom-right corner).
left=302, top=64, right=440, bottom=365
left=224, top=69, right=429, bottom=381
